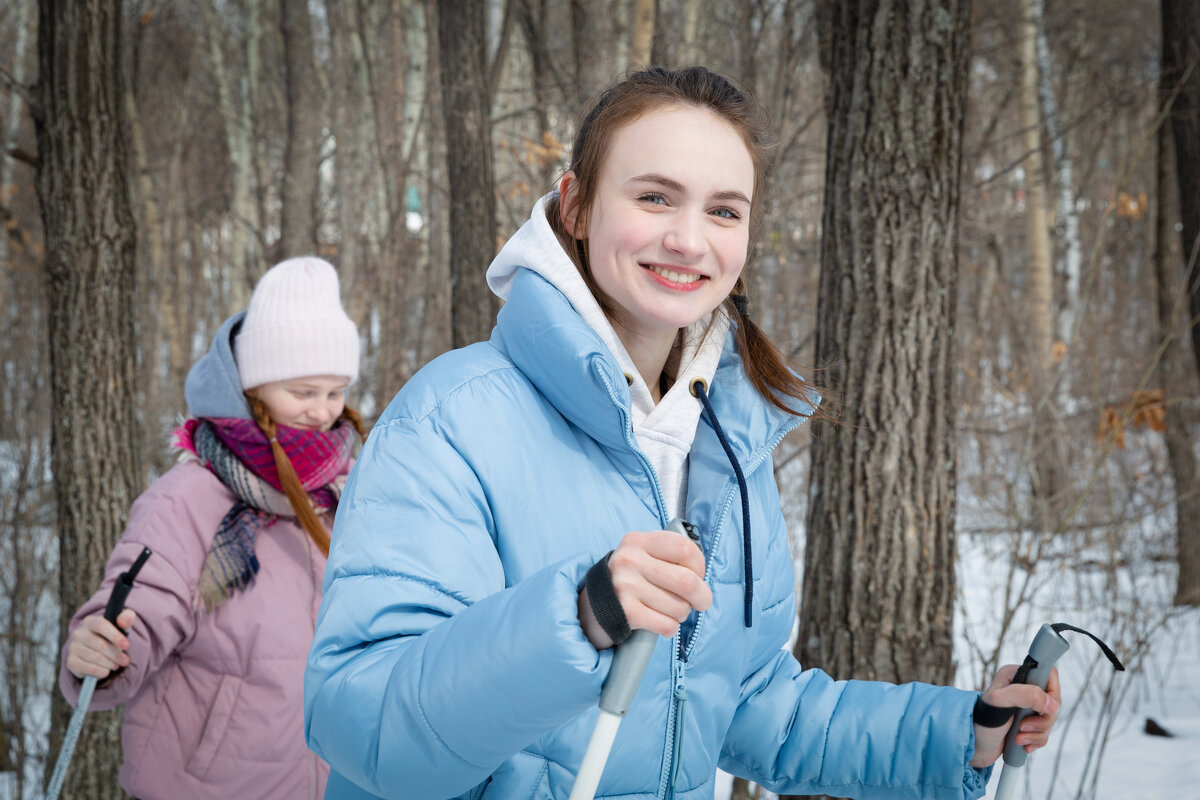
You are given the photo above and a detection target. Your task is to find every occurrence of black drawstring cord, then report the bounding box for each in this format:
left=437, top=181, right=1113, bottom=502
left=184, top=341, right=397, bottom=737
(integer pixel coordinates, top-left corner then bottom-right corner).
left=692, top=380, right=754, bottom=627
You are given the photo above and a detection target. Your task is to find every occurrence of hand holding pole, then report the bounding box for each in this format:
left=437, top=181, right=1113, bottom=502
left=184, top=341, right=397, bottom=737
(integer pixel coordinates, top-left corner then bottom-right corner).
left=991, top=623, right=1124, bottom=800
left=44, top=547, right=151, bottom=800
left=570, top=519, right=696, bottom=800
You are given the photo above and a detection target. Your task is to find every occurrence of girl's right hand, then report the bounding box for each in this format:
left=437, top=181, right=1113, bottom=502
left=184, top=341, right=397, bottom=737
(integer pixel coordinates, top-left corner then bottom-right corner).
left=66, top=609, right=137, bottom=680
left=579, top=529, right=711, bottom=649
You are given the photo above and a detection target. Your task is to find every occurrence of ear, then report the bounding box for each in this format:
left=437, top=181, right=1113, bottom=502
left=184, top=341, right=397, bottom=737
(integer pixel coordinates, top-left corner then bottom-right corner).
left=558, top=172, right=584, bottom=239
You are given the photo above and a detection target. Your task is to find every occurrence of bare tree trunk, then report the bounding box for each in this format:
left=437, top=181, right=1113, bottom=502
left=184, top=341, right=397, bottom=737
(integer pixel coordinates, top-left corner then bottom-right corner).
left=1032, top=0, right=1082, bottom=388
left=201, top=0, right=261, bottom=310
left=279, top=0, right=321, bottom=257
left=1159, top=2, right=1200, bottom=606
left=572, top=0, right=615, bottom=105
left=630, top=0, right=655, bottom=68
left=436, top=0, right=499, bottom=348
left=1019, top=0, right=1062, bottom=532
left=1162, top=0, right=1200, bottom=379
left=680, top=0, right=700, bottom=64
left=34, top=2, right=142, bottom=796
left=797, top=0, right=971, bottom=700
left=0, top=0, right=31, bottom=272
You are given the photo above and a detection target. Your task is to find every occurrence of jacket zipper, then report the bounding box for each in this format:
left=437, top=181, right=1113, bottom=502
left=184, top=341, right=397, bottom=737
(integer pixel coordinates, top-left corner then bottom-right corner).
left=657, top=656, right=688, bottom=799
left=655, top=420, right=803, bottom=798
left=600, top=363, right=804, bottom=798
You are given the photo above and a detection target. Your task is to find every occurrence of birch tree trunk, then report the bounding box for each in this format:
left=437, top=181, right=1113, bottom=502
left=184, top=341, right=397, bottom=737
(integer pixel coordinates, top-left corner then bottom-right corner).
left=35, top=2, right=142, bottom=796
left=1032, top=0, right=1082, bottom=387
left=1019, top=0, right=1062, bottom=531
left=1160, top=0, right=1200, bottom=606
left=436, top=0, right=499, bottom=348
left=797, top=0, right=971, bottom=694
left=280, top=0, right=321, bottom=257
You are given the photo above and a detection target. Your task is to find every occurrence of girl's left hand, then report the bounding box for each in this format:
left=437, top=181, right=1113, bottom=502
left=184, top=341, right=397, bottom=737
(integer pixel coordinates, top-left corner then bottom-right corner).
left=970, top=664, right=1062, bottom=768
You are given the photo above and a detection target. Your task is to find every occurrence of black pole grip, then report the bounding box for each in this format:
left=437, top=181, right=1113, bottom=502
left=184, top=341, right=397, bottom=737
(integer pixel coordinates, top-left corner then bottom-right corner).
left=103, top=547, right=152, bottom=626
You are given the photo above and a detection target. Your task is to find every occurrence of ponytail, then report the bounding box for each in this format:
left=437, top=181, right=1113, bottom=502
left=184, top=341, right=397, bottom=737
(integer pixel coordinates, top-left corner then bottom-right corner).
left=246, top=395, right=367, bottom=557
left=723, top=278, right=838, bottom=422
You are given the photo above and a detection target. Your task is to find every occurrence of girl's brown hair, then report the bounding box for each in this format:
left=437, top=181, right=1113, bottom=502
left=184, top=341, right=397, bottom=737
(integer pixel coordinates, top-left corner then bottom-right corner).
left=545, top=66, right=830, bottom=418
left=246, top=395, right=367, bottom=556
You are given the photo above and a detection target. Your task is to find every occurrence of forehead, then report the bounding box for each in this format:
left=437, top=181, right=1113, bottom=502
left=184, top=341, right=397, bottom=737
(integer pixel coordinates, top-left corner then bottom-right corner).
left=268, top=375, right=350, bottom=391
left=601, top=105, right=755, bottom=197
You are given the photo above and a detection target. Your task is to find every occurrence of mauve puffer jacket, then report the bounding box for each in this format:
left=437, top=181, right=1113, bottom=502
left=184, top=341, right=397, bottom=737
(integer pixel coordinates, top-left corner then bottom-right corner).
left=59, top=460, right=329, bottom=800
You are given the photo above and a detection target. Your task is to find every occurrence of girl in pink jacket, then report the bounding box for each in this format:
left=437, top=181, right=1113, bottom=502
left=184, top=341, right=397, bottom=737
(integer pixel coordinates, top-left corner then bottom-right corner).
left=58, top=257, right=365, bottom=800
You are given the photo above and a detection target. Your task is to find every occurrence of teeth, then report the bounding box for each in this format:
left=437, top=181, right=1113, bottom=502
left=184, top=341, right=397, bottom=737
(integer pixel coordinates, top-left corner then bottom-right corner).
left=650, top=265, right=701, bottom=284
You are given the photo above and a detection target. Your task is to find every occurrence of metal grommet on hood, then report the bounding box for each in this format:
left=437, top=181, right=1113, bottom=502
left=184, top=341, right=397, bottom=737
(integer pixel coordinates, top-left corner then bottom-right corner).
left=623, top=372, right=635, bottom=387
left=688, top=377, right=708, bottom=398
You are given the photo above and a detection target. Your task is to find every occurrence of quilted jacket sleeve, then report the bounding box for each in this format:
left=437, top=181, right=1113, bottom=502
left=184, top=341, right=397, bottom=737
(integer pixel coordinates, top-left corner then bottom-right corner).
left=717, top=487, right=990, bottom=800
left=58, top=476, right=202, bottom=711
left=304, top=416, right=611, bottom=799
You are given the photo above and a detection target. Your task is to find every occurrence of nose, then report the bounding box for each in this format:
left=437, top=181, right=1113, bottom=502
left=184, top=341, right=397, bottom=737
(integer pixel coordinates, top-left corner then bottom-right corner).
left=308, top=401, right=334, bottom=427
left=663, top=211, right=706, bottom=259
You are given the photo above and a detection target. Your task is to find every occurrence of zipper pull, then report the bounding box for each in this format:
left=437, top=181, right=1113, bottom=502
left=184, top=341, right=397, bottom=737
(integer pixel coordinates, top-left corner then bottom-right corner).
left=667, top=658, right=688, bottom=798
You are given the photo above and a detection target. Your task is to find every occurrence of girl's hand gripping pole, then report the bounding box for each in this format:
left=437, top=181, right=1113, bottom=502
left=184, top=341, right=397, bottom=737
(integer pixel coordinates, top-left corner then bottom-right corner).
left=569, top=520, right=697, bottom=800
left=992, top=623, right=1124, bottom=800
left=44, top=547, right=152, bottom=800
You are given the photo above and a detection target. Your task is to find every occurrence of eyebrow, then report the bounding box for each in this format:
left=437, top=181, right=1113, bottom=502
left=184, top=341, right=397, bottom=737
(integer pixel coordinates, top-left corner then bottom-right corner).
left=628, top=173, right=751, bottom=206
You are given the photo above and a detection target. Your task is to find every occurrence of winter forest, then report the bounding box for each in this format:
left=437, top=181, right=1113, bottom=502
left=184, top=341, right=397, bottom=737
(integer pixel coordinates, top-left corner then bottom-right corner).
left=1, top=0, right=1198, bottom=798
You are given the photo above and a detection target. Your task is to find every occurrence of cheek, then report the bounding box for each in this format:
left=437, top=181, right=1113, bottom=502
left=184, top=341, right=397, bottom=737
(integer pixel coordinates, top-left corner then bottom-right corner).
left=261, top=393, right=304, bottom=425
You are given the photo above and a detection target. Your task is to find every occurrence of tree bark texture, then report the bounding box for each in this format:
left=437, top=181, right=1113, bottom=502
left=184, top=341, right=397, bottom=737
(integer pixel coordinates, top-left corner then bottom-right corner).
left=799, top=0, right=971, bottom=688
left=279, top=0, right=322, bottom=257
left=34, top=1, right=142, bottom=797
left=1155, top=68, right=1200, bottom=607
left=1162, top=0, right=1200, bottom=381
left=436, top=0, right=499, bottom=348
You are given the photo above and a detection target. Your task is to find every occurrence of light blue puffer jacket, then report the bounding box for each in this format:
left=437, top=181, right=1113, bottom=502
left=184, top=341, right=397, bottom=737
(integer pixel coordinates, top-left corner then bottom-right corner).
left=304, top=265, right=989, bottom=800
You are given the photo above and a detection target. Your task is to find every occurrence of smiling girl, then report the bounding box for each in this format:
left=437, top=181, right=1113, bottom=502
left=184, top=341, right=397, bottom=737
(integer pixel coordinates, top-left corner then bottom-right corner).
left=59, top=257, right=365, bottom=799
left=305, top=68, right=1060, bottom=800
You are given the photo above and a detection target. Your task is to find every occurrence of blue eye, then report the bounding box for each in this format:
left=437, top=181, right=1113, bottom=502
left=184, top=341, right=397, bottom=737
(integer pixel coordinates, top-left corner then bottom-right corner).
left=638, top=193, right=668, bottom=205
left=711, top=207, right=742, bottom=220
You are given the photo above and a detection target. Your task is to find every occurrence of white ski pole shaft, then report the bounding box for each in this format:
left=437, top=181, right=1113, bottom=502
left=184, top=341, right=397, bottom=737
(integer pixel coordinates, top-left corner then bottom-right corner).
left=43, top=547, right=151, bottom=800
left=569, top=519, right=694, bottom=800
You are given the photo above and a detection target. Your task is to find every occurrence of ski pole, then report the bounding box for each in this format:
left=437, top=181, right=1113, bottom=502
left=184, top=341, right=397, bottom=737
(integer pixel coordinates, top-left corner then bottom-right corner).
left=992, top=622, right=1124, bottom=800
left=569, top=519, right=698, bottom=800
left=45, top=547, right=151, bottom=800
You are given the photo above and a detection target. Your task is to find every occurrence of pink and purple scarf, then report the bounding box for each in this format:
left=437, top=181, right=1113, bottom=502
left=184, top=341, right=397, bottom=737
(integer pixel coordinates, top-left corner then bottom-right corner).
left=173, top=418, right=356, bottom=609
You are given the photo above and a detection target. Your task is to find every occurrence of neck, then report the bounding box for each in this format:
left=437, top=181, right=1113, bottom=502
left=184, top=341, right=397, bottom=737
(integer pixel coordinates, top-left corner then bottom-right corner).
left=615, top=326, right=679, bottom=405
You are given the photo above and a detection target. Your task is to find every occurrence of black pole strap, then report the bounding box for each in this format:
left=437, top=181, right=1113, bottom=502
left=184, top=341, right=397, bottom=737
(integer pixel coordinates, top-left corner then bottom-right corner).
left=1051, top=622, right=1125, bottom=671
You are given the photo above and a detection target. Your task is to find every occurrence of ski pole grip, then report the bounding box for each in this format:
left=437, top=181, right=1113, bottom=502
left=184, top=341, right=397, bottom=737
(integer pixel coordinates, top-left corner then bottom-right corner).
left=598, top=519, right=694, bottom=717
left=1002, top=623, right=1069, bottom=767
left=103, top=547, right=152, bottom=626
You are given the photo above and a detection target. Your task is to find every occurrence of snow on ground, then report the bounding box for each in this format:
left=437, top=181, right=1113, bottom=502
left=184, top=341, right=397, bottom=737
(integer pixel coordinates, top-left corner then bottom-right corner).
left=720, top=530, right=1199, bottom=800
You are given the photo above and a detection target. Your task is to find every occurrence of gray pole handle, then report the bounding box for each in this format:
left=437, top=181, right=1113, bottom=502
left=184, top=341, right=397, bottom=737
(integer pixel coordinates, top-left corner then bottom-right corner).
left=598, top=519, right=690, bottom=717
left=1002, top=623, right=1070, bottom=767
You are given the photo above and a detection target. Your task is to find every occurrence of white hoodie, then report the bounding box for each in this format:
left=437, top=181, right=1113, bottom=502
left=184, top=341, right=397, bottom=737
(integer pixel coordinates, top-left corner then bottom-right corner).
left=486, top=194, right=731, bottom=519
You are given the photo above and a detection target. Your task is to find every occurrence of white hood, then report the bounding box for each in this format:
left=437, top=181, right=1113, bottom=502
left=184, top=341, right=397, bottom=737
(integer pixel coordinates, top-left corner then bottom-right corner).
left=487, top=194, right=731, bottom=517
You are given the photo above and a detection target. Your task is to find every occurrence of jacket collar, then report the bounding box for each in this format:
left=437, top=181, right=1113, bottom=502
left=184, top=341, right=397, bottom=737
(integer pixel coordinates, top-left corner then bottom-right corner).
left=494, top=268, right=815, bottom=464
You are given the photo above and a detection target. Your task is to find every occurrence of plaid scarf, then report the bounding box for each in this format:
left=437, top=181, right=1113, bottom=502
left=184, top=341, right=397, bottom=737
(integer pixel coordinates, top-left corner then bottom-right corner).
left=172, top=418, right=356, bottom=609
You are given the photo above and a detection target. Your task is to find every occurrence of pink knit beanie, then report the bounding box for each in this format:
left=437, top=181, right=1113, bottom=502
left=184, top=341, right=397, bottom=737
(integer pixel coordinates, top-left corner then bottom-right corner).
left=234, top=257, right=360, bottom=390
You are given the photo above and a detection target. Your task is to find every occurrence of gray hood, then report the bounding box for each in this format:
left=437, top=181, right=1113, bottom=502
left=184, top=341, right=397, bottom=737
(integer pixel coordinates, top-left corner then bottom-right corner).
left=184, top=311, right=253, bottom=419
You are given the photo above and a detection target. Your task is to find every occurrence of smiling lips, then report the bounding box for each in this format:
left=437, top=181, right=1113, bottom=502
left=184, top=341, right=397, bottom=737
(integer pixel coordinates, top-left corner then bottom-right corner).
left=645, top=263, right=705, bottom=287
